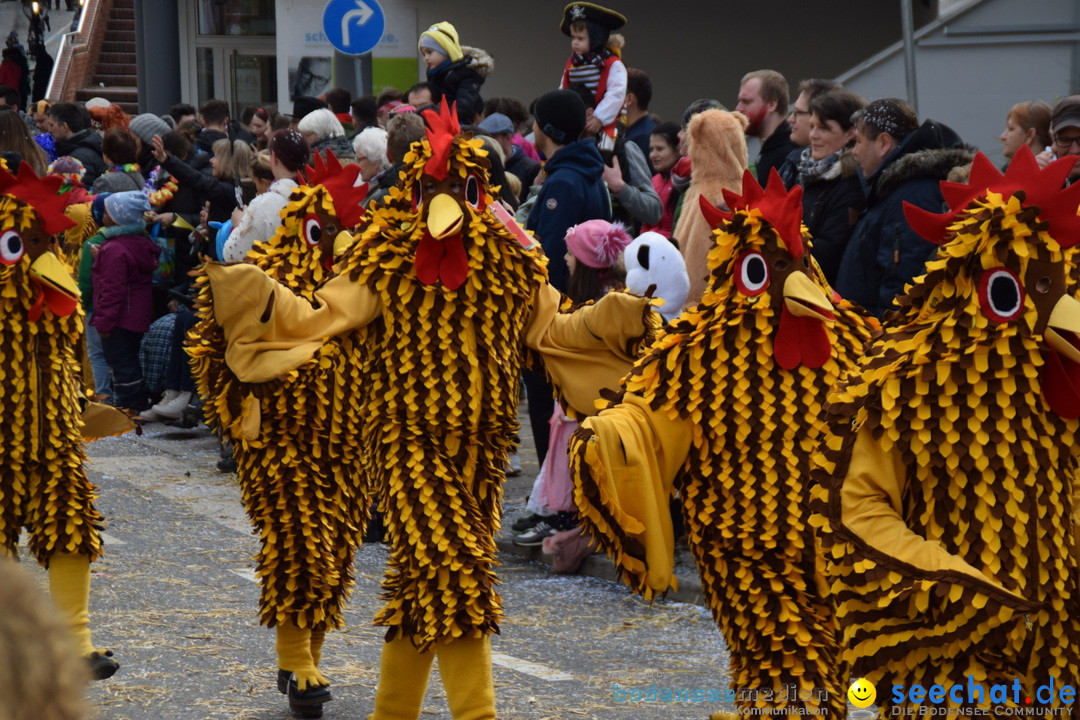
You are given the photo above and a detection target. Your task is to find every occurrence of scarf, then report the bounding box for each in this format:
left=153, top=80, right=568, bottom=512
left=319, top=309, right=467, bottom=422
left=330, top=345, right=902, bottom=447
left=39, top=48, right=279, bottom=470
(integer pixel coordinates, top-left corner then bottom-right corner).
left=796, top=147, right=842, bottom=186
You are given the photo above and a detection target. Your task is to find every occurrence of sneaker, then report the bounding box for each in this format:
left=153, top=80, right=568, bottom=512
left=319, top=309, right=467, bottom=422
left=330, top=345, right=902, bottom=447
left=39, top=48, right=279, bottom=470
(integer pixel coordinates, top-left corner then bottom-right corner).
left=511, top=513, right=543, bottom=533
left=151, top=390, right=192, bottom=420
left=513, top=520, right=556, bottom=547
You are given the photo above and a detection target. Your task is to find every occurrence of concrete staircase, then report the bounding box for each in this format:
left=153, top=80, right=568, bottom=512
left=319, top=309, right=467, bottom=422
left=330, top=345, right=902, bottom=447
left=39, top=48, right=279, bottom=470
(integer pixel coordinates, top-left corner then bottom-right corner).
left=74, top=0, right=136, bottom=113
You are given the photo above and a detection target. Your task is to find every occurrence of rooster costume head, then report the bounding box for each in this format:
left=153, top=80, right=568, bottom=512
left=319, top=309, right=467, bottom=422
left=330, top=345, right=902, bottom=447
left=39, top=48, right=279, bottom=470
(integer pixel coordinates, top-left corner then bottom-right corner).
left=401, top=98, right=493, bottom=290
left=0, top=161, right=79, bottom=320
left=901, top=145, right=1080, bottom=418
left=698, top=167, right=837, bottom=369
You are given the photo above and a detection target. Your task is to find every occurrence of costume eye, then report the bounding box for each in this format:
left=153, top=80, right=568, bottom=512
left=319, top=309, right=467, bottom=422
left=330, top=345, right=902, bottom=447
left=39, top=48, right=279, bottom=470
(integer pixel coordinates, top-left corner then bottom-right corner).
left=735, top=251, right=769, bottom=296
left=0, top=230, right=24, bottom=265
left=979, top=267, right=1024, bottom=323
left=1035, top=276, right=1052, bottom=294
left=303, top=213, right=322, bottom=247
left=773, top=257, right=789, bottom=272
left=465, top=174, right=482, bottom=210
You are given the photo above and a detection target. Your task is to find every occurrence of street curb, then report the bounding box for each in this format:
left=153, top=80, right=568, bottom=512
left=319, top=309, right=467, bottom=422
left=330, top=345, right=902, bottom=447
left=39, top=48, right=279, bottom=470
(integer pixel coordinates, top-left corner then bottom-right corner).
left=495, top=537, right=707, bottom=607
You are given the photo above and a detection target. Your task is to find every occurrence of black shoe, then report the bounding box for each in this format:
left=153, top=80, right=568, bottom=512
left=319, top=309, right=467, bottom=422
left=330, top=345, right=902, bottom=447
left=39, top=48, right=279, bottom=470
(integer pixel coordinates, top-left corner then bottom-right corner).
left=216, top=456, right=237, bottom=473
left=277, top=670, right=331, bottom=718
left=511, top=513, right=542, bottom=533
left=87, top=650, right=119, bottom=680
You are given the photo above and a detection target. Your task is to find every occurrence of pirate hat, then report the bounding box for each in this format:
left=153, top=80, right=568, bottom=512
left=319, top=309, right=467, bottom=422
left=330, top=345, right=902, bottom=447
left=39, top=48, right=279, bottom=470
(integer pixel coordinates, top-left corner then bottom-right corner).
left=560, top=2, right=626, bottom=36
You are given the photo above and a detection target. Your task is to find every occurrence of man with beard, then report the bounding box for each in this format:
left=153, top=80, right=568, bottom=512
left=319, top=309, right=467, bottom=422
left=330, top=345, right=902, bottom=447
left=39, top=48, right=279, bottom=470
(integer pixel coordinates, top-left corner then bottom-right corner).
left=736, top=69, right=798, bottom=185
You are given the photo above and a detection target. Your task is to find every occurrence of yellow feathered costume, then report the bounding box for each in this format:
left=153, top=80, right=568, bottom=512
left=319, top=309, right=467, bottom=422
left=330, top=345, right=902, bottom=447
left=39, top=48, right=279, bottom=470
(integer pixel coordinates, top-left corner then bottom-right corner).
left=570, top=170, right=877, bottom=717
left=187, top=152, right=369, bottom=717
left=814, top=148, right=1080, bottom=714
left=199, top=100, right=654, bottom=720
left=0, top=162, right=121, bottom=679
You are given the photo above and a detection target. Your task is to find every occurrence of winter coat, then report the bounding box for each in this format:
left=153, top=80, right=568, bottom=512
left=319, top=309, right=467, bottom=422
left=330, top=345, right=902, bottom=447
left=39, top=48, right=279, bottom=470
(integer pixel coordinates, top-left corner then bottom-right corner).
left=641, top=171, right=676, bottom=239
left=525, top=137, right=611, bottom=292
left=162, top=153, right=242, bottom=223
left=427, top=45, right=492, bottom=125
left=223, top=178, right=298, bottom=262
left=0, top=58, right=20, bottom=94
left=673, top=109, right=748, bottom=305
left=624, top=114, right=658, bottom=172
left=800, top=151, right=866, bottom=287
left=755, top=121, right=799, bottom=186
left=195, top=128, right=228, bottom=156
left=90, top=231, right=161, bottom=335
left=55, top=129, right=106, bottom=188
left=363, top=162, right=403, bottom=209
left=91, top=167, right=145, bottom=195
left=834, top=120, right=974, bottom=318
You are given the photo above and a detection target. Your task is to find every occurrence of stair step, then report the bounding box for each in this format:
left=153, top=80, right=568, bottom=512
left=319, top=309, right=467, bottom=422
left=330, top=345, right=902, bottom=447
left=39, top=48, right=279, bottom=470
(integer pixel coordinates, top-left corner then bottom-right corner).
left=107, top=20, right=135, bottom=32
left=76, top=87, right=139, bottom=109
left=101, top=41, right=132, bottom=54
left=103, top=30, right=135, bottom=43
left=112, top=8, right=134, bottom=20
left=98, top=52, right=135, bottom=65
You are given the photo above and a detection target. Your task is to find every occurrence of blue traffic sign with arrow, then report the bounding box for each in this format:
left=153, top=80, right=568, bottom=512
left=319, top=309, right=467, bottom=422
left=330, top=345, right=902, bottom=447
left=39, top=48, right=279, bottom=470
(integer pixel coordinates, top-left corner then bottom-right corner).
left=322, top=0, right=386, bottom=55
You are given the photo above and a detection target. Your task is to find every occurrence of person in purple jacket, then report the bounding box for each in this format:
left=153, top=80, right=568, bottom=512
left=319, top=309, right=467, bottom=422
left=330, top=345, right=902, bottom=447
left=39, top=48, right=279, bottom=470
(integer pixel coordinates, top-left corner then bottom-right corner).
left=90, top=191, right=160, bottom=413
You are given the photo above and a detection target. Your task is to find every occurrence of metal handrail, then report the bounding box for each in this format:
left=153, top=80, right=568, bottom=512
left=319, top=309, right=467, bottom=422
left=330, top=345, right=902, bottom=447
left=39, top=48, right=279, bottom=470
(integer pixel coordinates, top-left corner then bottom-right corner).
left=45, top=0, right=92, bottom=102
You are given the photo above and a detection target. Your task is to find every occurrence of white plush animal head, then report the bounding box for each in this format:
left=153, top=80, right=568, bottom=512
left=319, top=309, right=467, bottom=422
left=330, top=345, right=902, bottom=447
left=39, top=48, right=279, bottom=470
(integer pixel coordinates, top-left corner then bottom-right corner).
left=624, top=232, right=690, bottom=321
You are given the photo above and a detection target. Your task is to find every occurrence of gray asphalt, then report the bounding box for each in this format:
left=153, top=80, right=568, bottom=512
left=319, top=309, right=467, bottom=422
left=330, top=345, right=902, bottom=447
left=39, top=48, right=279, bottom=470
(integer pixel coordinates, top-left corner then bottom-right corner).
left=15, top=414, right=739, bottom=720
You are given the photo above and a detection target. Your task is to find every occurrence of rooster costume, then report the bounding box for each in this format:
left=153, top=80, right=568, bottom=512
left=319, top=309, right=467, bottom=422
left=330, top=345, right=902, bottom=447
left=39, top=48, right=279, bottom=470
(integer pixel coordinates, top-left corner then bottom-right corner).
left=0, top=162, right=123, bottom=679
left=569, top=170, right=877, bottom=717
left=200, top=100, right=653, bottom=720
left=814, top=147, right=1080, bottom=713
left=187, top=153, right=369, bottom=717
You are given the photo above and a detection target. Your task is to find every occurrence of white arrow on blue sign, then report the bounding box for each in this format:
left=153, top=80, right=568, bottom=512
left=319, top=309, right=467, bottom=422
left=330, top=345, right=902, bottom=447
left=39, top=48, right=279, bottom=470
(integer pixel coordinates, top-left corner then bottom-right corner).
left=322, top=0, right=386, bottom=55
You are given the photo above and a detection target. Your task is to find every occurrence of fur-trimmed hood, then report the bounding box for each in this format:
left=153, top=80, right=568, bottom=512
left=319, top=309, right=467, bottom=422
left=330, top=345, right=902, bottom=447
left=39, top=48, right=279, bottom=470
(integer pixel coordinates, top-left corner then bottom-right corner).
left=460, top=45, right=493, bottom=79
left=871, top=120, right=975, bottom=202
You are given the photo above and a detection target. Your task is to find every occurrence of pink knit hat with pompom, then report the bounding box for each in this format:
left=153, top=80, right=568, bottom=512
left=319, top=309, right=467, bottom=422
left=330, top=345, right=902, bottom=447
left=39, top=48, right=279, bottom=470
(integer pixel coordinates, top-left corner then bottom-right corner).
left=564, top=219, right=632, bottom=269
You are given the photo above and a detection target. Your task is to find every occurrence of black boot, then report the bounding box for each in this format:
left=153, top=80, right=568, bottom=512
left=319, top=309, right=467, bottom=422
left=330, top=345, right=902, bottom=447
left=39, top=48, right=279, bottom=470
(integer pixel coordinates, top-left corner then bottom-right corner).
left=276, top=670, right=331, bottom=718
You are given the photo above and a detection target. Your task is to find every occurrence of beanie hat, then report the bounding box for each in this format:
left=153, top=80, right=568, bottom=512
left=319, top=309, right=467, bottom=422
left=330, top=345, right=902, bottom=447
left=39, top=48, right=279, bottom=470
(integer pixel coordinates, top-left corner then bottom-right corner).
left=565, top=219, right=632, bottom=269
left=268, top=128, right=309, bottom=172
left=103, top=190, right=150, bottom=226
left=90, top=192, right=112, bottom=226
left=418, top=22, right=463, bottom=63
left=533, top=90, right=587, bottom=146
left=129, top=113, right=170, bottom=146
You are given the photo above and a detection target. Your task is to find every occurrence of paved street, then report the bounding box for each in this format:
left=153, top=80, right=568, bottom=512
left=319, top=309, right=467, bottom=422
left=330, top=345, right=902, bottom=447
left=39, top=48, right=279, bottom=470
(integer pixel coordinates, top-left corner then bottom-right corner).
left=0, top=0, right=79, bottom=59
left=11, top=414, right=738, bottom=720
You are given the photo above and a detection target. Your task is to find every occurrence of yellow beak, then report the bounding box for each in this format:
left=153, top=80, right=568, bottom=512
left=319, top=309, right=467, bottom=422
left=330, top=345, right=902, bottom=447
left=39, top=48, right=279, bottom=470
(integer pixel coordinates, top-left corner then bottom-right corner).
left=333, top=229, right=355, bottom=257
left=29, top=251, right=80, bottom=318
left=30, top=251, right=79, bottom=300
left=1045, top=293, right=1080, bottom=364
left=783, top=270, right=834, bottom=322
left=426, top=193, right=463, bottom=240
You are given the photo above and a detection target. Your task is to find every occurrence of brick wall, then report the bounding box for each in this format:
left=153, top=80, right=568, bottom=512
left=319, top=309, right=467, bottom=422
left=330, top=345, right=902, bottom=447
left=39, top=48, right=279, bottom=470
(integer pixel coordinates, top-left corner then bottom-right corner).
left=49, top=0, right=115, bottom=103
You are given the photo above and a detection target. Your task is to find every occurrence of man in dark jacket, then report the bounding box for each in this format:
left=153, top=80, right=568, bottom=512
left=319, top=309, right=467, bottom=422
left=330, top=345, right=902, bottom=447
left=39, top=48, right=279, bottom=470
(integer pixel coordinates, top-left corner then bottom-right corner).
left=737, top=69, right=798, bottom=185
left=196, top=99, right=230, bottom=156
left=526, top=89, right=611, bottom=293
left=524, top=89, right=611, bottom=463
left=836, top=98, right=975, bottom=318
left=48, top=101, right=105, bottom=187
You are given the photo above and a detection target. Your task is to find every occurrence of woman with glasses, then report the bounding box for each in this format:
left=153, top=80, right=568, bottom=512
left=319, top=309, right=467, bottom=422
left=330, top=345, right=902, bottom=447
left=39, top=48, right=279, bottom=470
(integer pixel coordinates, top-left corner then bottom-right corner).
left=1036, top=95, right=1080, bottom=185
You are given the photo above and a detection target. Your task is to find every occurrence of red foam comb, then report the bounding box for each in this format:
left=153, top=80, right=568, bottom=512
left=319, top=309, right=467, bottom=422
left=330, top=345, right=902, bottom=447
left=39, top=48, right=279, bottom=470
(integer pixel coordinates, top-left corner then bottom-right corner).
left=0, top=161, right=76, bottom=235
left=421, top=97, right=461, bottom=181
left=304, top=150, right=368, bottom=230
left=903, top=145, right=1080, bottom=247
left=700, top=168, right=805, bottom=258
